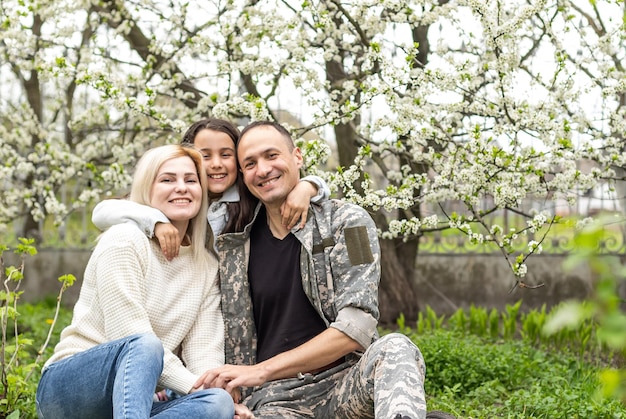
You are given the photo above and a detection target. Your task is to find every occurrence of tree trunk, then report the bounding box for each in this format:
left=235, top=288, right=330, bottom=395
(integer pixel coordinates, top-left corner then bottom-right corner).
left=331, top=118, right=422, bottom=323
left=18, top=14, right=44, bottom=242
left=377, top=235, right=420, bottom=326
left=325, top=34, right=423, bottom=323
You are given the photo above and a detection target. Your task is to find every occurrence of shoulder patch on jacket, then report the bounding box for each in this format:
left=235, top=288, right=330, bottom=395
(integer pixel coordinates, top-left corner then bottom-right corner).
left=345, top=226, right=374, bottom=265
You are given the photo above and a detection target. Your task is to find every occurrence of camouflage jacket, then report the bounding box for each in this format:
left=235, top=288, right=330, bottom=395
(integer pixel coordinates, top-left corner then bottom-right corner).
left=216, top=199, right=381, bottom=372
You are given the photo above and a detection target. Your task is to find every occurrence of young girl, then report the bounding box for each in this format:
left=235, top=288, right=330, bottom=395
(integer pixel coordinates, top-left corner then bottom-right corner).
left=92, top=118, right=329, bottom=259
left=36, top=145, right=235, bottom=418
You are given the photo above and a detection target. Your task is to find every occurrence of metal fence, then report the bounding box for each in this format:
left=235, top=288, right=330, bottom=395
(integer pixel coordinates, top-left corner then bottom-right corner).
left=418, top=190, right=626, bottom=255
left=418, top=227, right=626, bottom=255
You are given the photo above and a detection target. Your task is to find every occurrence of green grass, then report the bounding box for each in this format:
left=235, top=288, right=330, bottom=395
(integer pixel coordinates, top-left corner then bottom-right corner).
left=4, top=301, right=625, bottom=418
left=1, top=299, right=74, bottom=418
left=416, top=329, right=626, bottom=418
left=385, top=302, right=626, bottom=418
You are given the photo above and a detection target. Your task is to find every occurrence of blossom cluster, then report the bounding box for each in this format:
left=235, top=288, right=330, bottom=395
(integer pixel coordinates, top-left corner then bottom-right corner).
left=0, top=0, right=624, bottom=281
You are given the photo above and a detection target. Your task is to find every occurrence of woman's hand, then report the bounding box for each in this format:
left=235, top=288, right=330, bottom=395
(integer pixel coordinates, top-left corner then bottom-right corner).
left=154, top=389, right=169, bottom=401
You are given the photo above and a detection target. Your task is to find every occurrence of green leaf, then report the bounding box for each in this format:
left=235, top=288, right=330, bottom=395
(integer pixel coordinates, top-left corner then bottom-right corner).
left=543, top=302, right=593, bottom=335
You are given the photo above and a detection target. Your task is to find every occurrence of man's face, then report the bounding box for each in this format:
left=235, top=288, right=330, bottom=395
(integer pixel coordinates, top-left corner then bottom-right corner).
left=238, top=125, right=303, bottom=208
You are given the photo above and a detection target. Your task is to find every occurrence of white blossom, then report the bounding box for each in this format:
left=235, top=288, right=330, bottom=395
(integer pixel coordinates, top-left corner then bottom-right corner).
left=0, top=0, right=623, bottom=285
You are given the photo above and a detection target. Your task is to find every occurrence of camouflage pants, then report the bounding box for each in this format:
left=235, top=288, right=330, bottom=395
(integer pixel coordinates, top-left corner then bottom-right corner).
left=243, top=333, right=427, bottom=419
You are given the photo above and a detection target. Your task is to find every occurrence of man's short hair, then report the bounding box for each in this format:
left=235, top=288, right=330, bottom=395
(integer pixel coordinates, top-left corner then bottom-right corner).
left=239, top=120, right=295, bottom=151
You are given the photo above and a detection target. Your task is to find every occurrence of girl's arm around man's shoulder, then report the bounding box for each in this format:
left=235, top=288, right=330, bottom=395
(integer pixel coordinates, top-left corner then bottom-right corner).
left=301, top=175, right=330, bottom=204
left=92, top=199, right=169, bottom=237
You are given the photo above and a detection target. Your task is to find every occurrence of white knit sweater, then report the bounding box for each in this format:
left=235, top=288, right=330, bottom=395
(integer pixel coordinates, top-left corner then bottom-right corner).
left=46, top=223, right=224, bottom=395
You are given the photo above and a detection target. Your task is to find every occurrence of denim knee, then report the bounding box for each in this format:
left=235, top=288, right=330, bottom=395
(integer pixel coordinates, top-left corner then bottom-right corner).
left=194, top=388, right=235, bottom=418
left=129, top=333, right=164, bottom=366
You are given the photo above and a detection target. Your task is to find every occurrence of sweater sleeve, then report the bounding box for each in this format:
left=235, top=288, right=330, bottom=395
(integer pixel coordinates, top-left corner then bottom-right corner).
left=92, top=199, right=169, bottom=238
left=94, top=228, right=155, bottom=340
left=180, top=277, right=225, bottom=375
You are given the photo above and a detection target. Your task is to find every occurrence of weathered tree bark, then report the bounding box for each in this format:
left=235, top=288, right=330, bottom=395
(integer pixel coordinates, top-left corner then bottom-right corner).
left=18, top=14, right=97, bottom=241
left=19, top=14, right=43, bottom=242
left=324, top=53, right=423, bottom=323
left=320, top=7, right=438, bottom=323
left=376, top=225, right=421, bottom=325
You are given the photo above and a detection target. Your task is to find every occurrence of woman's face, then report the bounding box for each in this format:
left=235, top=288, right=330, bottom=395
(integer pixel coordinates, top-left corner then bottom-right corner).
left=193, top=129, right=238, bottom=198
left=150, top=156, right=203, bottom=227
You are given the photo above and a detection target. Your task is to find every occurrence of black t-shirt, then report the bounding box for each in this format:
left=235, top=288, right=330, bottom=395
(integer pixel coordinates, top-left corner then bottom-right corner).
left=249, top=207, right=326, bottom=362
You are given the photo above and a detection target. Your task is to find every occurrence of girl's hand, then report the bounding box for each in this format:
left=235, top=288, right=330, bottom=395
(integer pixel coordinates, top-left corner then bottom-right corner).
left=281, top=180, right=318, bottom=229
left=155, top=222, right=180, bottom=260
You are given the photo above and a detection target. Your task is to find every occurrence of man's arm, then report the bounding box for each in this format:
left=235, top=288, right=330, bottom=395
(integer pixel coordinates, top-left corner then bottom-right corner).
left=211, top=202, right=380, bottom=395
left=193, top=327, right=361, bottom=393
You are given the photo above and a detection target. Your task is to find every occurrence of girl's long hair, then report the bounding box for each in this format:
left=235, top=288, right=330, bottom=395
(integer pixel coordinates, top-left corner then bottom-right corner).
left=181, top=118, right=258, bottom=234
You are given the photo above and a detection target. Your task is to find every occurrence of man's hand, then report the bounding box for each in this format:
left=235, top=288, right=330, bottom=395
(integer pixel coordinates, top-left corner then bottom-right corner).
left=193, top=364, right=270, bottom=395
left=155, top=222, right=180, bottom=260
left=234, top=403, right=255, bottom=419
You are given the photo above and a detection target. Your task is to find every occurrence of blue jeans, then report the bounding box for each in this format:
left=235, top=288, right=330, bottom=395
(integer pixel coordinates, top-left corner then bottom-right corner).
left=36, top=333, right=234, bottom=419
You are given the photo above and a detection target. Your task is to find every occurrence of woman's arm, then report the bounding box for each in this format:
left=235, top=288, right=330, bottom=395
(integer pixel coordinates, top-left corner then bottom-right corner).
left=93, top=199, right=181, bottom=259
left=180, top=285, right=225, bottom=375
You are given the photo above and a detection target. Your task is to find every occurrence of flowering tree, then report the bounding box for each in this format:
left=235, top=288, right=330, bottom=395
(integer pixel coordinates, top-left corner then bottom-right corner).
left=1, top=0, right=624, bottom=322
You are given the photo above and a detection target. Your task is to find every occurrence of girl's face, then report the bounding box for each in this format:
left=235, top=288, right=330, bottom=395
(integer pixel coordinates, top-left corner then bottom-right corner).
left=193, top=128, right=238, bottom=198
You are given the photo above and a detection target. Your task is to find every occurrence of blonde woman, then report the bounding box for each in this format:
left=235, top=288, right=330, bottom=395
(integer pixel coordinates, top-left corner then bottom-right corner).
left=36, top=145, right=235, bottom=419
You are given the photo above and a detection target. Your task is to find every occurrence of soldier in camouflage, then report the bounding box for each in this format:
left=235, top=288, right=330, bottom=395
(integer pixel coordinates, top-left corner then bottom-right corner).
left=194, top=121, right=429, bottom=419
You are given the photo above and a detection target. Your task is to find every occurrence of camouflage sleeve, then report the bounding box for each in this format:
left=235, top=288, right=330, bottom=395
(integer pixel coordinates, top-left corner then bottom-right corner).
left=326, top=202, right=381, bottom=350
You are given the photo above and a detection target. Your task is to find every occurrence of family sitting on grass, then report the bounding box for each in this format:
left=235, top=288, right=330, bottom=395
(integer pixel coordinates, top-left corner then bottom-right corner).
left=36, top=118, right=454, bottom=419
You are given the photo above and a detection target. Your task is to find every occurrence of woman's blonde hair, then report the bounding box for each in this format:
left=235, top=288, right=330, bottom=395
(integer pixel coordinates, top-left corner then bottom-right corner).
left=129, top=144, right=210, bottom=261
